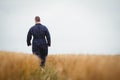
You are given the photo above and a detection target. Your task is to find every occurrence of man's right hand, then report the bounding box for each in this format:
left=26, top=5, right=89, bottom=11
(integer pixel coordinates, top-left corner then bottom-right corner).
left=27, top=43, right=31, bottom=46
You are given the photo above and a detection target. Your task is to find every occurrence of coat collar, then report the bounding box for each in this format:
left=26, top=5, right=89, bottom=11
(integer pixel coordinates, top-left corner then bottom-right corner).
left=35, top=23, right=41, bottom=25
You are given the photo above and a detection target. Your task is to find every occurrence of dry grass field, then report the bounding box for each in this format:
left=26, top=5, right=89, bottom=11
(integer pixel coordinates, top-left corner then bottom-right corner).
left=0, top=51, right=120, bottom=80
left=47, top=55, right=120, bottom=80
left=0, top=51, right=57, bottom=80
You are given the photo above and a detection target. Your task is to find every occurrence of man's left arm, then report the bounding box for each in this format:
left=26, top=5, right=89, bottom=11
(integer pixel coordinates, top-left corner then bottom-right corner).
left=45, top=28, right=51, bottom=47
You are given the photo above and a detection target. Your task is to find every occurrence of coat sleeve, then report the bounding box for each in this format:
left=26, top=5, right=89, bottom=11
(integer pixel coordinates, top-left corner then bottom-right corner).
left=45, top=27, right=51, bottom=47
left=27, top=28, right=32, bottom=46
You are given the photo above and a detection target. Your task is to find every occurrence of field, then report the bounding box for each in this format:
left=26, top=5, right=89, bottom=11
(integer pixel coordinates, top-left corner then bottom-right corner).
left=0, top=51, right=120, bottom=80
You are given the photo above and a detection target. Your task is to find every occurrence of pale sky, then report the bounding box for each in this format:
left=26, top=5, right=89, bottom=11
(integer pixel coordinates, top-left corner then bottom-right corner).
left=0, top=0, right=120, bottom=54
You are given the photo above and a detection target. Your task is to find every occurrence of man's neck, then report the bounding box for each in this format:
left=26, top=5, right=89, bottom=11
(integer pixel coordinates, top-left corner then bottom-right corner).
left=35, top=22, right=40, bottom=24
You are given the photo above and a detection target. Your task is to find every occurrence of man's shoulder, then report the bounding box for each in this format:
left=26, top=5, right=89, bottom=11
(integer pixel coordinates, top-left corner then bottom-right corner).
left=30, top=24, right=37, bottom=29
left=29, top=25, right=35, bottom=32
left=40, top=24, right=48, bottom=29
left=40, top=24, right=47, bottom=28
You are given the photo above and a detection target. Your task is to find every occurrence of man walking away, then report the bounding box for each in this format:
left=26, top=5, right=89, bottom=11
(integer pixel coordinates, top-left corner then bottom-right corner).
left=27, top=16, right=51, bottom=67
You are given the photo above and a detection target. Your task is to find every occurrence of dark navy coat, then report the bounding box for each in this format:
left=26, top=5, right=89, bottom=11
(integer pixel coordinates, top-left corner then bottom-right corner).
left=27, top=23, right=51, bottom=53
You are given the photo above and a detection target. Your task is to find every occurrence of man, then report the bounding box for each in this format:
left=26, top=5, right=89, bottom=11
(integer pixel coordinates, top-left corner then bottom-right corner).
left=27, top=16, right=51, bottom=67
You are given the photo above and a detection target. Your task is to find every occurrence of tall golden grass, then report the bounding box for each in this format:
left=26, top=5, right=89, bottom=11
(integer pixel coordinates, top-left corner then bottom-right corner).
left=0, top=51, right=120, bottom=80
left=0, top=51, right=57, bottom=80
left=47, top=54, right=120, bottom=80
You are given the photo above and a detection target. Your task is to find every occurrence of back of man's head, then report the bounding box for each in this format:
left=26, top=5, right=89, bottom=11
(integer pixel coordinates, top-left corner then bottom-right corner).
left=35, top=16, right=40, bottom=22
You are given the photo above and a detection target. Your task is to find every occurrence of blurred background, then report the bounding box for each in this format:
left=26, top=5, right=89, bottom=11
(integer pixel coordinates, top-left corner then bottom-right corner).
left=0, top=0, right=120, bottom=54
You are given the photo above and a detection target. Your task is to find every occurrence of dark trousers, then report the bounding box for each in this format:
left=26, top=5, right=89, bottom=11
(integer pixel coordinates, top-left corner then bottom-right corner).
left=32, top=45, right=48, bottom=67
